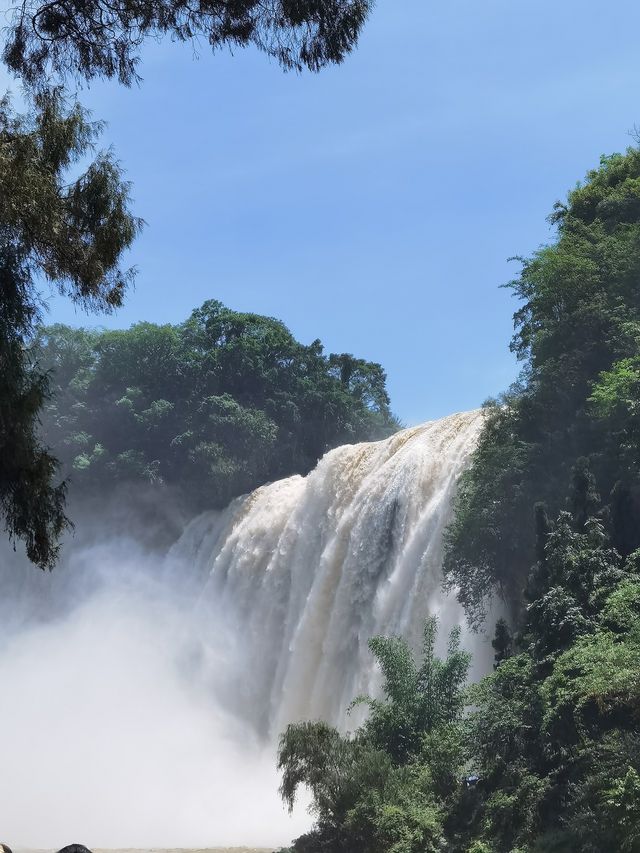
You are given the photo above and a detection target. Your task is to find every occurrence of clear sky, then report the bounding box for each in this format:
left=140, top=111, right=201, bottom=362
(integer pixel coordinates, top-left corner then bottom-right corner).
left=5, top=0, right=640, bottom=425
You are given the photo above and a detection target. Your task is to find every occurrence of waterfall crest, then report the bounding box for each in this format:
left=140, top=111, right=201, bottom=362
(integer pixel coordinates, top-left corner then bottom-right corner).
left=172, top=409, right=487, bottom=735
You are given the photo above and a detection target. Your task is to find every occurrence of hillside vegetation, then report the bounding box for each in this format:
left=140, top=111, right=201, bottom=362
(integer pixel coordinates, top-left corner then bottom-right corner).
left=36, top=300, right=399, bottom=514
left=278, top=147, right=640, bottom=852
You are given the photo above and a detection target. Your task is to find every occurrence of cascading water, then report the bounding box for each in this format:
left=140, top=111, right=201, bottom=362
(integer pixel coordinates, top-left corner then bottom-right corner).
left=170, top=408, right=490, bottom=737
left=0, top=409, right=491, bottom=846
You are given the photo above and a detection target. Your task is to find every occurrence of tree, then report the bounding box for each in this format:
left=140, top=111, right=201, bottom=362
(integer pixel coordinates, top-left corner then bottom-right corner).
left=460, top=502, right=640, bottom=852
left=0, top=90, right=140, bottom=568
left=1, top=0, right=375, bottom=570
left=3, top=0, right=373, bottom=88
left=444, top=146, right=640, bottom=620
left=355, top=618, right=470, bottom=765
left=277, top=619, right=469, bottom=853
left=34, top=301, right=398, bottom=513
left=491, top=618, right=513, bottom=668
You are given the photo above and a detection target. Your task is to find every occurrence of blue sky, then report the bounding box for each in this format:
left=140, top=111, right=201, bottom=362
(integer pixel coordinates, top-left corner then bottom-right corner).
left=6, top=0, right=640, bottom=425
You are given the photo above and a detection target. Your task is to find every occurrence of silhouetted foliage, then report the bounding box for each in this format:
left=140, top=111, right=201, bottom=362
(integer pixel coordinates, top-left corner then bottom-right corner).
left=0, top=90, right=139, bottom=568
left=3, top=0, right=373, bottom=87
left=491, top=618, right=513, bottom=668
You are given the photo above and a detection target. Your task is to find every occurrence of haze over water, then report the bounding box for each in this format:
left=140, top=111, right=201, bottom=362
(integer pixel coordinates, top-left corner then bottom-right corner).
left=0, top=412, right=490, bottom=847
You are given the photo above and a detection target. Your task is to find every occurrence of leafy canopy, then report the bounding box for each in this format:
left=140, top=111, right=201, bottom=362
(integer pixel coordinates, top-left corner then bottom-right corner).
left=0, top=90, right=139, bottom=568
left=35, top=300, right=399, bottom=514
left=278, top=618, right=470, bottom=853
left=444, top=146, right=640, bottom=623
left=3, top=0, right=373, bottom=87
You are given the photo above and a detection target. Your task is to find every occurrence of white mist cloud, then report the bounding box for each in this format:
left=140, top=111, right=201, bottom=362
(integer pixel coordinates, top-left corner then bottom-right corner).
left=0, top=541, right=310, bottom=849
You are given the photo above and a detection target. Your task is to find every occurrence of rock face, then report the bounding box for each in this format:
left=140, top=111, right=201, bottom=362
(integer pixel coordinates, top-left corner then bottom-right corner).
left=57, top=846, right=93, bottom=853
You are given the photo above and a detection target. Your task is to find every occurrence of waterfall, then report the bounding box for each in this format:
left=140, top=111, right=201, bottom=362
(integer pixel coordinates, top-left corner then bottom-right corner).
left=170, top=408, right=488, bottom=736
left=0, top=409, right=489, bottom=846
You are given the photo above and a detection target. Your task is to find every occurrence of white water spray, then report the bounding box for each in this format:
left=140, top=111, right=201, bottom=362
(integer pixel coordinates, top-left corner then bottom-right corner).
left=173, top=408, right=489, bottom=735
left=0, top=410, right=488, bottom=847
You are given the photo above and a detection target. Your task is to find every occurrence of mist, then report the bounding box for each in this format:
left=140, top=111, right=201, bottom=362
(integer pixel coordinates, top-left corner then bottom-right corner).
left=0, top=512, right=311, bottom=848
left=0, top=413, right=489, bottom=848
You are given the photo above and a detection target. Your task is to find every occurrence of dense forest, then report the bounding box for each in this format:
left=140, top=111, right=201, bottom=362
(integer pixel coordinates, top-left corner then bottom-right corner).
left=35, top=300, right=399, bottom=513
left=277, top=147, right=640, bottom=852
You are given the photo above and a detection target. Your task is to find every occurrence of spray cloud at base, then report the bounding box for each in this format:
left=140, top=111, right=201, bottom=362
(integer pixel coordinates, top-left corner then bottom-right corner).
left=0, top=532, right=312, bottom=847
left=0, top=411, right=491, bottom=847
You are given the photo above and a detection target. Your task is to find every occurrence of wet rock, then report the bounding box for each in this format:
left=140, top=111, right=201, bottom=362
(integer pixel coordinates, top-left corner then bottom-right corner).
left=56, top=846, right=93, bottom=853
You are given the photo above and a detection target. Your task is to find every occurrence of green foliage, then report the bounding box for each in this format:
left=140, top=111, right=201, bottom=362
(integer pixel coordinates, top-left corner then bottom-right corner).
left=279, top=147, right=640, bottom=853
left=278, top=619, right=469, bottom=853
left=590, top=356, right=640, bottom=418
left=3, top=0, right=373, bottom=87
left=355, top=618, right=470, bottom=764
left=0, top=90, right=139, bottom=568
left=278, top=720, right=392, bottom=825
left=602, top=767, right=640, bottom=852
left=491, top=618, right=513, bottom=668
left=452, top=493, right=640, bottom=853
left=344, top=765, right=443, bottom=853
left=600, top=576, right=640, bottom=632
left=542, top=621, right=640, bottom=740
left=444, top=145, right=640, bottom=620
left=35, top=300, right=399, bottom=513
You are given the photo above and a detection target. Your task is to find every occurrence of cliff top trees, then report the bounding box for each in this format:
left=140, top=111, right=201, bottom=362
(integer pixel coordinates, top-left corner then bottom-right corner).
left=35, top=302, right=399, bottom=514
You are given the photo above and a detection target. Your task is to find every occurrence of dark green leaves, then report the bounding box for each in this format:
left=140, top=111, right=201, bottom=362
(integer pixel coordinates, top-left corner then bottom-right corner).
left=3, top=0, right=373, bottom=88
left=35, top=300, right=398, bottom=514
left=444, top=144, right=640, bottom=617
left=277, top=619, right=469, bottom=853
left=0, top=91, right=139, bottom=568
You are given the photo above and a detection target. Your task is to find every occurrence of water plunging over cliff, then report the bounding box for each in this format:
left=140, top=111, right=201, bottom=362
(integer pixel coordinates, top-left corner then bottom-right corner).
left=171, top=409, right=487, bottom=736
left=0, top=409, right=488, bottom=847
